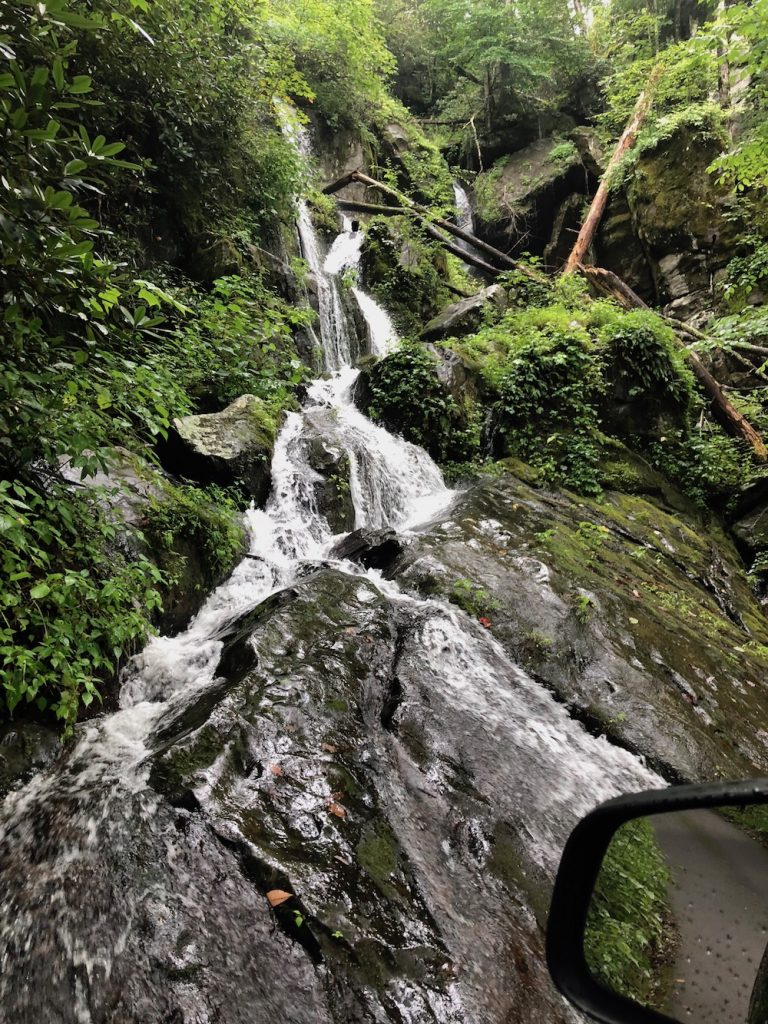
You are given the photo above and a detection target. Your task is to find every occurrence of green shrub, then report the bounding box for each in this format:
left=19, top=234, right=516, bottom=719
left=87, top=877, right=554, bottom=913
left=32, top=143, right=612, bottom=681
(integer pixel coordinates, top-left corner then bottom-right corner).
left=596, top=308, right=697, bottom=423
left=495, top=325, right=606, bottom=496
left=143, top=482, right=245, bottom=590
left=365, top=342, right=480, bottom=463
left=585, top=817, right=673, bottom=1005
left=641, top=429, right=752, bottom=506
left=0, top=479, right=163, bottom=727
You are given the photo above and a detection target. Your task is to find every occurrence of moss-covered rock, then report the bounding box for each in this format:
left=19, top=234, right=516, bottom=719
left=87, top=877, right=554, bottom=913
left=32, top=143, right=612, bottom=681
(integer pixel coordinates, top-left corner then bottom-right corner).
left=161, top=393, right=278, bottom=504
left=473, top=137, right=589, bottom=258
left=421, top=285, right=506, bottom=342
left=392, top=469, right=768, bottom=781
left=625, top=126, right=740, bottom=322
left=355, top=341, right=481, bottom=464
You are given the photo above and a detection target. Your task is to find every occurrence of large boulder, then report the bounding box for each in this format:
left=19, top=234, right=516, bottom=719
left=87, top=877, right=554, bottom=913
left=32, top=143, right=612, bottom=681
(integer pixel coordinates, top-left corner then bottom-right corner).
left=421, top=285, right=505, bottom=342
left=391, top=468, right=768, bottom=782
left=473, top=137, right=592, bottom=258
left=624, top=126, right=740, bottom=323
left=160, top=394, right=277, bottom=504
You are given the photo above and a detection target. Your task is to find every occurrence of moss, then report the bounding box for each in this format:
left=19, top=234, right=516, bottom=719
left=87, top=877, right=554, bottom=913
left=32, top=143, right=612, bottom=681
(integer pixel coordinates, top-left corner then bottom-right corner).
left=142, top=481, right=247, bottom=629
left=357, top=824, right=399, bottom=895
left=361, top=342, right=481, bottom=464
left=359, top=218, right=454, bottom=332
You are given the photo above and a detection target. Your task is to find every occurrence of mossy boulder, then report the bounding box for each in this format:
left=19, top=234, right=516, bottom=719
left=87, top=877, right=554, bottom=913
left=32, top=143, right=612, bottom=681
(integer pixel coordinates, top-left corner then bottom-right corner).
left=473, top=137, right=588, bottom=259
left=160, top=394, right=278, bottom=504
left=392, top=468, right=768, bottom=781
left=625, top=127, right=740, bottom=321
left=421, top=285, right=506, bottom=342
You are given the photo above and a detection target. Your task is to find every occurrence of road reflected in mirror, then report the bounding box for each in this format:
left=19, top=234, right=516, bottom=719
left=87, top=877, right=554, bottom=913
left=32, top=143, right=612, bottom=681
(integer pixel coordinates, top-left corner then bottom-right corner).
left=584, top=806, right=768, bottom=1023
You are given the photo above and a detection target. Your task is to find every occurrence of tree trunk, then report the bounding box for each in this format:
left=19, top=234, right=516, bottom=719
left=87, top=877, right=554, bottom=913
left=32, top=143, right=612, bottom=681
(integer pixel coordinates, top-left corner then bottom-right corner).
left=577, top=264, right=768, bottom=461
left=563, top=64, right=664, bottom=276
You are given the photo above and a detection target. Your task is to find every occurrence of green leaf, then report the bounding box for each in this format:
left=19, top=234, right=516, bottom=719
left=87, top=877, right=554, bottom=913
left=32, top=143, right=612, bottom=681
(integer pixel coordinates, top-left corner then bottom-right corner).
left=30, top=583, right=51, bottom=600
left=52, top=57, right=65, bottom=92
left=68, top=76, right=93, bottom=94
left=64, top=159, right=88, bottom=177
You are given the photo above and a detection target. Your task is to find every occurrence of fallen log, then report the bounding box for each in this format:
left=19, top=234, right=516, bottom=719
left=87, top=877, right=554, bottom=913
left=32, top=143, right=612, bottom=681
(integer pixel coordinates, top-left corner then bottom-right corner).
left=336, top=199, right=404, bottom=216
left=577, top=264, right=768, bottom=462
left=421, top=222, right=502, bottom=277
left=335, top=198, right=501, bottom=276
left=325, top=169, right=547, bottom=281
left=563, top=65, right=663, bottom=276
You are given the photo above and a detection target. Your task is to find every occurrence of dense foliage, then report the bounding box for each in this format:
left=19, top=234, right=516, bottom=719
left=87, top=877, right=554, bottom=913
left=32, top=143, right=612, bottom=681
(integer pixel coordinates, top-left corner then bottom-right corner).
left=585, top=818, right=673, bottom=1005
left=0, top=0, right=393, bottom=725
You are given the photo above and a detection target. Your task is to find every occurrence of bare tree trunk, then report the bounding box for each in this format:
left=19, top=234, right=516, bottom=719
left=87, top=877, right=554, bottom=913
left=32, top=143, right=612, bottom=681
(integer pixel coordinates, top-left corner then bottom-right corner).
left=563, top=64, right=664, bottom=276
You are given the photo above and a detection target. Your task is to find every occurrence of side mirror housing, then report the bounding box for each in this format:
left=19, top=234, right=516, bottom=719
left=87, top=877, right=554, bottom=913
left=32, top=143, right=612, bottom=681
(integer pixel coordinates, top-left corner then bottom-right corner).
left=546, top=778, right=768, bottom=1024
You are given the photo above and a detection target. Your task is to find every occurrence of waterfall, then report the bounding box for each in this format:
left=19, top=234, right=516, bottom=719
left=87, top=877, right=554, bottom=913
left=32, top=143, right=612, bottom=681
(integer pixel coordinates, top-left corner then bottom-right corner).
left=0, top=116, right=663, bottom=1024
left=453, top=181, right=484, bottom=276
left=453, top=182, right=474, bottom=237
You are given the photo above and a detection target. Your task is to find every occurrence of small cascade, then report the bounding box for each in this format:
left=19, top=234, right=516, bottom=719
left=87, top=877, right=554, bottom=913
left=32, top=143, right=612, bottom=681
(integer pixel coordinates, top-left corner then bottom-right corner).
left=324, top=216, right=398, bottom=356
left=453, top=181, right=484, bottom=275
left=453, top=181, right=475, bottom=237
left=0, top=110, right=667, bottom=1024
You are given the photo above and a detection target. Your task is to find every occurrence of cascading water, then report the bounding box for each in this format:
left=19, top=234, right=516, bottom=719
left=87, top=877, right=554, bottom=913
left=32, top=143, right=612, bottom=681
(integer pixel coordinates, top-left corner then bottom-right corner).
left=0, top=119, right=662, bottom=1024
left=452, top=181, right=484, bottom=275
left=453, top=182, right=474, bottom=237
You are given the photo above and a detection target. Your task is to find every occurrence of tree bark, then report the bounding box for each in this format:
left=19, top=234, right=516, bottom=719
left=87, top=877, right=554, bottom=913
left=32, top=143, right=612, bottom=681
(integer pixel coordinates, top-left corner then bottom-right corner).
left=577, top=264, right=768, bottom=461
left=563, top=64, right=664, bottom=276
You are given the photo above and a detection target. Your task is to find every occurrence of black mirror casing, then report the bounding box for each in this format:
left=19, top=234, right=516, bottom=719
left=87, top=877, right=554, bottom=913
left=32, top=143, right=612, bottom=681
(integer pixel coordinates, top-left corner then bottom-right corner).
left=546, top=778, right=768, bottom=1024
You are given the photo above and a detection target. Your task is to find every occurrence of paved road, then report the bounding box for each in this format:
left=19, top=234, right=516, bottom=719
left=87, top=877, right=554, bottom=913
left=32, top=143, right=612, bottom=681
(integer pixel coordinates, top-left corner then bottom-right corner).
left=652, top=810, right=768, bottom=1022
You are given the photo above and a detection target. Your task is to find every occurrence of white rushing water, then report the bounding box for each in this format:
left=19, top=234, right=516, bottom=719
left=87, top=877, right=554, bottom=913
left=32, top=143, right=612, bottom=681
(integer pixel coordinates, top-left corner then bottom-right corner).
left=2, top=116, right=659, bottom=831
left=453, top=182, right=474, bottom=237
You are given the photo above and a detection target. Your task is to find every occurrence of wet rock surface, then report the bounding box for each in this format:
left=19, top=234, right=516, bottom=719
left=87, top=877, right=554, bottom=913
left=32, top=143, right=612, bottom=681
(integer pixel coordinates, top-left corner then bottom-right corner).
left=329, top=527, right=403, bottom=568
left=303, top=409, right=357, bottom=533
left=147, top=568, right=634, bottom=1024
left=421, top=286, right=505, bottom=342
left=392, top=470, right=768, bottom=781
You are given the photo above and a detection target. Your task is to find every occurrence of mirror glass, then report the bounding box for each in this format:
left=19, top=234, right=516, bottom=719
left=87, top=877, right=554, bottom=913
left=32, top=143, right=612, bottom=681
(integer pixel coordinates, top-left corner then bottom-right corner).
left=585, top=805, right=768, bottom=1022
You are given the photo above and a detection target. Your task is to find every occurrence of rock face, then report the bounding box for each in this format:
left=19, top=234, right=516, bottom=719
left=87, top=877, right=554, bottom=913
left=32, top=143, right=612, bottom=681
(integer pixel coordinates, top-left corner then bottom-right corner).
left=392, top=470, right=768, bottom=781
left=596, top=192, right=657, bottom=304
left=3, top=464, right=767, bottom=1022
left=147, top=569, right=612, bottom=1024
left=625, top=128, right=738, bottom=323
left=473, top=137, right=592, bottom=259
left=161, top=394, right=277, bottom=504
left=421, top=285, right=505, bottom=341
left=596, top=126, right=739, bottom=322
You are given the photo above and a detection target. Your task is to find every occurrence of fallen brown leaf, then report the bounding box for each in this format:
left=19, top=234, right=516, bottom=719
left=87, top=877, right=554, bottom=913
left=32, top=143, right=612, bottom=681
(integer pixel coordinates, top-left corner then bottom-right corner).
left=327, top=801, right=347, bottom=819
left=266, top=889, right=293, bottom=908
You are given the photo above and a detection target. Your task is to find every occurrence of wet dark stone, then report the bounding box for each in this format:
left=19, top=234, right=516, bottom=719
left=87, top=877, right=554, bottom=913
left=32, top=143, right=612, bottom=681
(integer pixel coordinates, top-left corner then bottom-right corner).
left=330, top=527, right=403, bottom=569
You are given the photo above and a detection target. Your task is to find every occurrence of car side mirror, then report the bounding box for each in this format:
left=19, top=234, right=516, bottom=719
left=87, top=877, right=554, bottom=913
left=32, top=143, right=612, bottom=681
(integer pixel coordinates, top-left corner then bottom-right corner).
left=547, top=779, right=768, bottom=1024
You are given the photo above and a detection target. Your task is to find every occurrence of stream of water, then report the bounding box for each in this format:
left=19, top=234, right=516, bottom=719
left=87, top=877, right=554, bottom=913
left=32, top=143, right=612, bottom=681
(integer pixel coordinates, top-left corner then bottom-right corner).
left=0, top=124, right=661, bottom=1022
